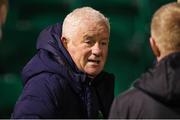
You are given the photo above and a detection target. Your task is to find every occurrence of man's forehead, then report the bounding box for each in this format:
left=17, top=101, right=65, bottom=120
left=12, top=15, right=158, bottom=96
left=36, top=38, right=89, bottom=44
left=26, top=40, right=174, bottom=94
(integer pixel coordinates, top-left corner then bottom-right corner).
left=80, top=20, right=108, bottom=30
left=82, top=30, right=109, bottom=40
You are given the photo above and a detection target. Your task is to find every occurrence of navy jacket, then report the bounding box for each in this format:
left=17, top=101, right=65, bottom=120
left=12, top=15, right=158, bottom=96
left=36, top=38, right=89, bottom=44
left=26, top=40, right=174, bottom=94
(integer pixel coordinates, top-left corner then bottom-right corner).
left=109, top=52, right=180, bottom=119
left=12, top=23, right=115, bottom=119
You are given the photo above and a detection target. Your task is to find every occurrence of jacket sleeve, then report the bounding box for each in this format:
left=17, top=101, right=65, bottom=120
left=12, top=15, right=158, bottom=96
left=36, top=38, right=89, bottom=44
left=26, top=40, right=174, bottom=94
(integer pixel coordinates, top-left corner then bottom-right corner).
left=11, top=74, right=63, bottom=119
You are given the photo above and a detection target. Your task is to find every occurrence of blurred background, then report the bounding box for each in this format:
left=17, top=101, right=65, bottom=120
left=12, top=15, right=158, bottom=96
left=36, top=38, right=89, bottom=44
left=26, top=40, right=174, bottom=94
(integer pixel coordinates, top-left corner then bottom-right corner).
left=0, top=0, right=175, bottom=118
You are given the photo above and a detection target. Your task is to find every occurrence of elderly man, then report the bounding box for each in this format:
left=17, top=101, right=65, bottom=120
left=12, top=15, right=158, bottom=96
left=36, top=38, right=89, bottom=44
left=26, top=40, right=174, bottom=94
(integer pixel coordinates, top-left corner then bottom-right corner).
left=109, top=1, right=180, bottom=119
left=11, top=7, right=114, bottom=119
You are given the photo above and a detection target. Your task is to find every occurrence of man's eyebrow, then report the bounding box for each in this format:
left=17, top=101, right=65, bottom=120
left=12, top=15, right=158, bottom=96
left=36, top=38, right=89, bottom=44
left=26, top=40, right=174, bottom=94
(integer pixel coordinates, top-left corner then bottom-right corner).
left=100, top=37, right=109, bottom=42
left=101, top=37, right=109, bottom=40
left=83, top=35, right=94, bottom=39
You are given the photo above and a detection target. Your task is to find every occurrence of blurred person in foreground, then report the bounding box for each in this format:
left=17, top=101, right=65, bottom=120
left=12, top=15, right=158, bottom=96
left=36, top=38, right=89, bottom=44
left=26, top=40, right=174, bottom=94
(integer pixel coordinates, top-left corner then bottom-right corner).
left=11, top=6, right=114, bottom=119
left=0, top=0, right=8, bottom=40
left=109, top=1, right=180, bottom=119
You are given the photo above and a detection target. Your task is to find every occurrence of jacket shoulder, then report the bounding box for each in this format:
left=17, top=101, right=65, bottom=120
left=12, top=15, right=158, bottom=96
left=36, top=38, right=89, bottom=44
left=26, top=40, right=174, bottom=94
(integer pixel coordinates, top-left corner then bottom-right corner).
left=109, top=88, right=145, bottom=118
left=12, top=73, right=66, bottom=118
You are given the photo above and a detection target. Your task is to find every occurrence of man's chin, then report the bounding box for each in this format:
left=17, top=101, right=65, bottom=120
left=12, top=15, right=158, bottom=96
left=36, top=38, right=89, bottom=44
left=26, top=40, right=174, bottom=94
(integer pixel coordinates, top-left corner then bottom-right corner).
left=85, top=69, right=102, bottom=77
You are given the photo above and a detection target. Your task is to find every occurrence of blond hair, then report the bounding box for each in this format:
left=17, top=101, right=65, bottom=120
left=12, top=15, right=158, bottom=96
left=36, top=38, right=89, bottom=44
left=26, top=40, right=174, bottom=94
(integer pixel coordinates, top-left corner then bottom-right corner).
left=151, top=2, right=180, bottom=54
left=0, top=0, right=8, bottom=7
left=62, top=7, right=110, bottom=39
left=0, top=0, right=8, bottom=25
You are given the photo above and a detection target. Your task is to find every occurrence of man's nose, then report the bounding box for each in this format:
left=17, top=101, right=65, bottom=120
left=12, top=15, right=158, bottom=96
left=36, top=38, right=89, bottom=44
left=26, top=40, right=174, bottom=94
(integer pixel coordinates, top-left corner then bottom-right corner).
left=92, top=42, right=102, bottom=56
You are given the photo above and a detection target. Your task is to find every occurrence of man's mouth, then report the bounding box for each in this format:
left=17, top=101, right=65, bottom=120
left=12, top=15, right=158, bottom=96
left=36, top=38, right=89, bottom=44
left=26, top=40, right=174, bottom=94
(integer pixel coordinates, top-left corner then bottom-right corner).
left=88, top=59, right=100, bottom=64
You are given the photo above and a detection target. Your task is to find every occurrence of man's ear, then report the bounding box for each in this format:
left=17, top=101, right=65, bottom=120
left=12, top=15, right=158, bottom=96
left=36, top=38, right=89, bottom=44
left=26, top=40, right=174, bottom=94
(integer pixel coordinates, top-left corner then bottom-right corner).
left=150, top=37, right=160, bottom=58
left=61, top=36, right=68, bottom=48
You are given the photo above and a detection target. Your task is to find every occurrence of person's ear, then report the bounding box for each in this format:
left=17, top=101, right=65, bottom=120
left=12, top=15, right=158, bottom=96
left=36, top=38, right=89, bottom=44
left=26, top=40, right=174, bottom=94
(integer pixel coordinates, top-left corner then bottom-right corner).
left=61, top=36, right=68, bottom=48
left=150, top=37, right=160, bottom=58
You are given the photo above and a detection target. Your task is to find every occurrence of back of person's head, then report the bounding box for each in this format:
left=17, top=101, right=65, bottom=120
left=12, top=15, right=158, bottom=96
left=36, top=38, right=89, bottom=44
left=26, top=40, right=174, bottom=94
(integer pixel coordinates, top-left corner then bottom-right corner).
left=151, top=2, right=180, bottom=56
left=0, top=0, right=8, bottom=40
left=0, top=0, right=8, bottom=25
left=62, top=6, right=110, bottom=39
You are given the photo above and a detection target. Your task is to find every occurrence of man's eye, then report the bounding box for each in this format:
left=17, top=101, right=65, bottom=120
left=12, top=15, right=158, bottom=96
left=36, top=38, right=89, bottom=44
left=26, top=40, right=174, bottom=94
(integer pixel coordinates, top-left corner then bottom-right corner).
left=85, top=40, right=93, bottom=45
left=101, top=41, right=107, bottom=46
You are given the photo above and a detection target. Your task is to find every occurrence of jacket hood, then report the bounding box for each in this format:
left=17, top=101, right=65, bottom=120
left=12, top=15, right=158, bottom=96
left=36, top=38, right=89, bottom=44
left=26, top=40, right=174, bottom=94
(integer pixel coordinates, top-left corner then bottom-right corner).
left=22, top=23, right=82, bottom=85
left=134, top=52, right=180, bottom=105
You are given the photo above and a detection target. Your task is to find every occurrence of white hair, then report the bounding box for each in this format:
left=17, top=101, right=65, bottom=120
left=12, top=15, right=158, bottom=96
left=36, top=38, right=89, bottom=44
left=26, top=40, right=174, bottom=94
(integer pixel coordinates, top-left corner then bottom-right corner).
left=62, top=7, right=110, bottom=39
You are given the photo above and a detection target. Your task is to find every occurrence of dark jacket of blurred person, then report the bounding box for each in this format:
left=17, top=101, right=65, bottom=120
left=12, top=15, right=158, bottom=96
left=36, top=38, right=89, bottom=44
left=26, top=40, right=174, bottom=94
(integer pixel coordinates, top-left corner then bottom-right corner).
left=11, top=23, right=114, bottom=119
left=109, top=2, right=180, bottom=119
left=109, top=52, right=180, bottom=118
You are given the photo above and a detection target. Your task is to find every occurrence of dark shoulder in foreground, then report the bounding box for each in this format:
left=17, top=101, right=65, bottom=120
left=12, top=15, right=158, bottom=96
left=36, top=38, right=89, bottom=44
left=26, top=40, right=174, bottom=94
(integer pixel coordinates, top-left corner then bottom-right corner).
left=110, top=87, right=180, bottom=119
